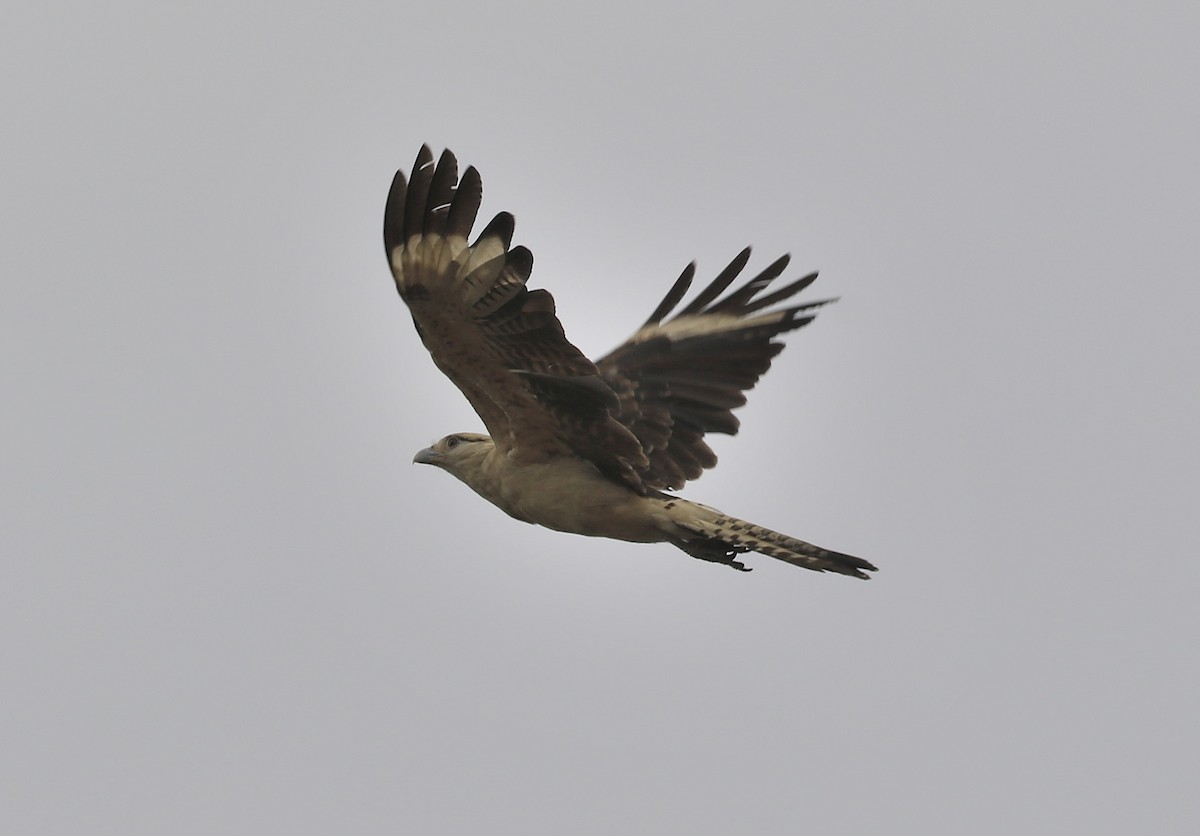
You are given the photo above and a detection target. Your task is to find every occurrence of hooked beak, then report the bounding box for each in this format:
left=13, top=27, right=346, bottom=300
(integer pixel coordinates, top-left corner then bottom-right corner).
left=412, top=446, right=441, bottom=466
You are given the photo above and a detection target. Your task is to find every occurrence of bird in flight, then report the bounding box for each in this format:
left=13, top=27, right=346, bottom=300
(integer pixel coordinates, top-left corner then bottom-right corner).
left=384, top=146, right=875, bottom=578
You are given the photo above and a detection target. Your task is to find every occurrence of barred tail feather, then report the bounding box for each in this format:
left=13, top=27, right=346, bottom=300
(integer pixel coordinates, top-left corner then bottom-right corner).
left=668, top=501, right=877, bottom=579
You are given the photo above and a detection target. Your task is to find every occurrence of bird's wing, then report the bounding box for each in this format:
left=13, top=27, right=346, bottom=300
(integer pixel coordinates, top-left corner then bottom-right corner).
left=595, top=248, right=833, bottom=491
left=384, top=146, right=649, bottom=491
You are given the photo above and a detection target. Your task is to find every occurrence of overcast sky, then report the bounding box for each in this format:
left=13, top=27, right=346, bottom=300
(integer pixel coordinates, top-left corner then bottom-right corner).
left=4, top=1, right=1198, bottom=833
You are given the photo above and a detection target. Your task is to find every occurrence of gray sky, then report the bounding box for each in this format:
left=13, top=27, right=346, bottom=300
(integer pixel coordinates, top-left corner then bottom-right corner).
left=4, top=1, right=1198, bottom=833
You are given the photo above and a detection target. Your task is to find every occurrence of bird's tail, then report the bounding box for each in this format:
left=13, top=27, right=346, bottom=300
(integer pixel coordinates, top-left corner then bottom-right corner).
left=664, top=499, right=877, bottom=579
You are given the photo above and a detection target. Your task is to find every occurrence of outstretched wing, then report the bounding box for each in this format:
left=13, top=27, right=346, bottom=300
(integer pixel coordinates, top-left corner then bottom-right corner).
left=596, top=248, right=833, bottom=491
left=384, top=146, right=648, bottom=490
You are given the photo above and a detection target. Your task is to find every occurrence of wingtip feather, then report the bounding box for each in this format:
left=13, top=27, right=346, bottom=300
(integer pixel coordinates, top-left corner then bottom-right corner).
left=383, top=169, right=408, bottom=256
left=676, top=247, right=753, bottom=317
left=643, top=262, right=696, bottom=327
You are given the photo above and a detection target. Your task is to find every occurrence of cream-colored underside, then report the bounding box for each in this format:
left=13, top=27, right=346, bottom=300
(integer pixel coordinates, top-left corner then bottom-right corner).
left=463, top=447, right=677, bottom=543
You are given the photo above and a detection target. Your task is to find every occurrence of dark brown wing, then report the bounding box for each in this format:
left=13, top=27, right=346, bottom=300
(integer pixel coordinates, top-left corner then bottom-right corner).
left=384, top=146, right=648, bottom=491
left=595, top=248, right=833, bottom=491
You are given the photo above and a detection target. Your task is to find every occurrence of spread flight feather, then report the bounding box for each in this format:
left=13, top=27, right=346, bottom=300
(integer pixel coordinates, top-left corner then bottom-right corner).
left=385, top=146, right=876, bottom=578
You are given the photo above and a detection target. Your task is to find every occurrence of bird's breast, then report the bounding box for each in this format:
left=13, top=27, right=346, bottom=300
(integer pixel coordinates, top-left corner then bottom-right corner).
left=473, top=453, right=666, bottom=543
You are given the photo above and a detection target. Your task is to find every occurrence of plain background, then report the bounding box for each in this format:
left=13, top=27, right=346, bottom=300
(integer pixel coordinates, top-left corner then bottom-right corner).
left=4, top=1, right=1198, bottom=833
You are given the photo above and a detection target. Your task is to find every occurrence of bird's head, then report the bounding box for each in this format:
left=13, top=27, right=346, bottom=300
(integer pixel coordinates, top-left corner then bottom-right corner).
left=412, top=432, right=493, bottom=477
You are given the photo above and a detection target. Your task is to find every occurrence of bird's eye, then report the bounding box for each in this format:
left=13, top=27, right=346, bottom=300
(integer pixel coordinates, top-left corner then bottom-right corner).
left=446, top=436, right=460, bottom=449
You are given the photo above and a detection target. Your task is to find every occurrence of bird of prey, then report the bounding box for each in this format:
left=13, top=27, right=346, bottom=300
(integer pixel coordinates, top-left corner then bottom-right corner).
left=384, top=146, right=875, bottom=578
